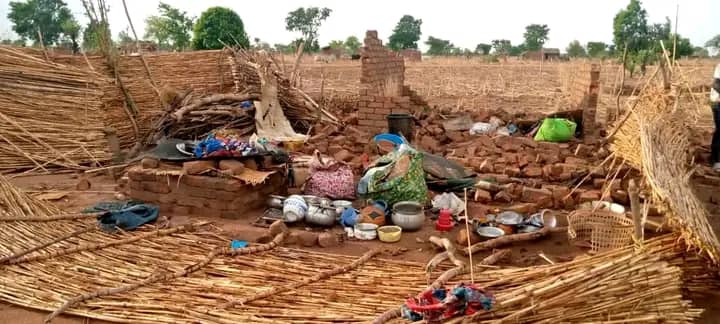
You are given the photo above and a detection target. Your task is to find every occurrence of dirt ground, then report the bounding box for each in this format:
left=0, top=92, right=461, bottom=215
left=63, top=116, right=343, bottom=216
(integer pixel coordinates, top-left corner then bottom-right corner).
left=3, top=172, right=720, bottom=323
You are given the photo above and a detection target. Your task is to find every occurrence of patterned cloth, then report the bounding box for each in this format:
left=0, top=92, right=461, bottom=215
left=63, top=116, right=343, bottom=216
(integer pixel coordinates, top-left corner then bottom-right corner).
left=304, top=151, right=356, bottom=199
left=402, top=283, right=495, bottom=322
left=359, top=145, right=427, bottom=207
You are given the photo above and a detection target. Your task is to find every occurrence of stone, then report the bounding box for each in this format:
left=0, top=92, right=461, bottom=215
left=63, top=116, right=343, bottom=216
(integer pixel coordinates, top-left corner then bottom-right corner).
left=457, top=228, right=481, bottom=246
left=333, top=149, right=354, bottom=163
left=75, top=178, right=91, bottom=191
left=318, top=232, right=340, bottom=248
left=415, top=237, right=425, bottom=244
left=521, top=187, right=553, bottom=207
left=523, top=166, right=543, bottom=178
left=474, top=189, right=492, bottom=203
left=494, top=191, right=513, bottom=203
left=298, top=231, right=318, bottom=247
left=183, top=160, right=217, bottom=175
left=219, top=160, right=245, bottom=175
left=506, top=203, right=538, bottom=214
left=141, top=157, right=159, bottom=169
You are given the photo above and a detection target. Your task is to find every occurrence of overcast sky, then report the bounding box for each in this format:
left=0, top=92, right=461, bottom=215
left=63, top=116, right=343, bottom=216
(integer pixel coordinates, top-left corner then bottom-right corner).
left=0, top=0, right=717, bottom=51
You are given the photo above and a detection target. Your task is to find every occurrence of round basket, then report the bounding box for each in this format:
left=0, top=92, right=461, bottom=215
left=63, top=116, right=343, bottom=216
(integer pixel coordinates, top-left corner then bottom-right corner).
left=567, top=209, right=634, bottom=253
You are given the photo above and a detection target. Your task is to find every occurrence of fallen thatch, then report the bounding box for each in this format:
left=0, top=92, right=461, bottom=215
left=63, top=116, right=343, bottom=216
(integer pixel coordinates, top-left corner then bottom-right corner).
left=611, top=84, right=720, bottom=263
left=0, top=46, right=113, bottom=173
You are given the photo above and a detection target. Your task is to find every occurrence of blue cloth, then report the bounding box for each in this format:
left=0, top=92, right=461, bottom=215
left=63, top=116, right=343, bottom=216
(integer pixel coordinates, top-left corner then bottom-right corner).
left=231, top=240, right=248, bottom=249
left=373, top=133, right=406, bottom=148
left=97, top=204, right=159, bottom=232
left=340, top=208, right=360, bottom=227
left=241, top=101, right=253, bottom=108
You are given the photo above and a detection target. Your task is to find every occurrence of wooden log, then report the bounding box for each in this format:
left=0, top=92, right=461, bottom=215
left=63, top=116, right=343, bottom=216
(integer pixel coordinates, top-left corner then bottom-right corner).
left=628, top=179, right=643, bottom=242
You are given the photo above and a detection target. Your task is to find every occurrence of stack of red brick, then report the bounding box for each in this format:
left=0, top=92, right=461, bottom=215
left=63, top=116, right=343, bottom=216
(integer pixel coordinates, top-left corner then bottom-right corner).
left=121, top=162, right=286, bottom=218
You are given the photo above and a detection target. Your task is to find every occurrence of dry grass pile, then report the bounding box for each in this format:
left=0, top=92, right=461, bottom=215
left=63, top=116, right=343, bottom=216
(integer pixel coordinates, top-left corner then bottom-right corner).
left=0, top=46, right=113, bottom=173
left=446, top=235, right=707, bottom=323
left=611, top=83, right=720, bottom=263
left=0, top=175, right=427, bottom=323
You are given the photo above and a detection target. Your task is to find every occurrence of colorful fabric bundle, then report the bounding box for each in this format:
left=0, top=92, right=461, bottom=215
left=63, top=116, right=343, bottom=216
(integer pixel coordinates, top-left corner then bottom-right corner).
left=194, top=133, right=260, bottom=158
left=304, top=150, right=356, bottom=199
left=402, top=283, right=495, bottom=322
left=359, top=145, right=427, bottom=207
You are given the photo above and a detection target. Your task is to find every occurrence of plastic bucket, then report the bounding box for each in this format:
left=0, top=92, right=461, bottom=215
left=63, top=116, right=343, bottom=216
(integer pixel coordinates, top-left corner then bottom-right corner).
left=386, top=114, right=414, bottom=143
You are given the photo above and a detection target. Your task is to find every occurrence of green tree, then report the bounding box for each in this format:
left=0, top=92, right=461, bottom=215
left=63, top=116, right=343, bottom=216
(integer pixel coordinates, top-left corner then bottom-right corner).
left=1, top=38, right=26, bottom=46
left=388, top=15, right=422, bottom=50
left=7, top=0, right=76, bottom=46
left=193, top=7, right=249, bottom=50
left=523, top=24, right=549, bottom=51
left=82, top=21, right=106, bottom=51
left=475, top=43, right=492, bottom=55
left=706, top=34, right=720, bottom=51
left=693, top=47, right=708, bottom=58
left=425, top=36, right=454, bottom=55
left=344, top=36, right=361, bottom=55
left=328, top=39, right=344, bottom=49
left=144, top=2, right=193, bottom=51
left=60, top=18, right=80, bottom=53
left=566, top=40, right=586, bottom=57
left=285, top=7, right=331, bottom=52
left=672, top=35, right=693, bottom=57
left=587, top=41, right=608, bottom=58
left=613, top=0, right=648, bottom=53
left=509, top=44, right=525, bottom=56
left=117, top=28, right=133, bottom=46
left=491, top=39, right=512, bottom=55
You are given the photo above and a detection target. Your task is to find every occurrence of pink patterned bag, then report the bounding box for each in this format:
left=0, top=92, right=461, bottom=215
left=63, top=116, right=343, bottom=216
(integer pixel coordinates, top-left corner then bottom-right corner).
left=304, top=150, right=356, bottom=199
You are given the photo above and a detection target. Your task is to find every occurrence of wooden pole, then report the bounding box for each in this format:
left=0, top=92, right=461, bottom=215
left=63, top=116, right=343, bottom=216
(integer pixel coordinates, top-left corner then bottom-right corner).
left=628, top=179, right=643, bottom=242
left=463, top=188, right=474, bottom=283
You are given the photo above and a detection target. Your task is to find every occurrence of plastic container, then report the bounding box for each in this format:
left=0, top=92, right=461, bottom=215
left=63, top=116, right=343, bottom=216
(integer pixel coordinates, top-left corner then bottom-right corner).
left=378, top=225, right=402, bottom=243
left=387, top=114, right=414, bottom=143
left=436, top=208, right=454, bottom=232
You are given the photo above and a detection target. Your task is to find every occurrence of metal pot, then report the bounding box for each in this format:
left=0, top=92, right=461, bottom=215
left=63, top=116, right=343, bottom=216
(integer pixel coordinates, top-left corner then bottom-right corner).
left=305, top=205, right=336, bottom=226
left=391, top=201, right=425, bottom=231
left=266, top=197, right=284, bottom=209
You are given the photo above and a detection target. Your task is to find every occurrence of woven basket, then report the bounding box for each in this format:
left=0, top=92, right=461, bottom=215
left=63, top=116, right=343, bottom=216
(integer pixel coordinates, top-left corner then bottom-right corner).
left=568, top=209, right=634, bottom=253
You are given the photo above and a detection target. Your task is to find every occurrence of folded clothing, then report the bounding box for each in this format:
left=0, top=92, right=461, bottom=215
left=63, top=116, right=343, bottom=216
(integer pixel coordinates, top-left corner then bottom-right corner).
left=97, top=204, right=159, bottom=232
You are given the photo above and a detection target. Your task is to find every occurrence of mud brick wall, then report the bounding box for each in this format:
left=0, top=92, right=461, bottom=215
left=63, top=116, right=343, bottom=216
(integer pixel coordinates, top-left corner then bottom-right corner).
left=357, top=30, right=426, bottom=134
left=126, top=167, right=286, bottom=218
left=563, top=64, right=601, bottom=135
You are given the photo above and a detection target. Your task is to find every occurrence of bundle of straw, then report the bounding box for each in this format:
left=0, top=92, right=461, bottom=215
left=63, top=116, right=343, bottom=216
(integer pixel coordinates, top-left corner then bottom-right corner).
left=0, top=46, right=113, bottom=172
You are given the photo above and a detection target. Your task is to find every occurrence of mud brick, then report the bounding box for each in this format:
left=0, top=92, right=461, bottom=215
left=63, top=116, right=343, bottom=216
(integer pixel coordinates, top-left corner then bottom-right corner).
left=141, top=157, right=159, bottom=169
left=181, top=175, right=224, bottom=190
left=476, top=159, right=494, bottom=173
left=298, top=231, right=319, bottom=247
left=565, top=156, right=589, bottom=165
left=494, top=191, right=513, bottom=203
left=129, top=189, right=159, bottom=203
left=474, top=189, right=492, bottom=203
left=368, top=102, right=384, bottom=108
left=504, top=166, right=521, bottom=177
left=174, top=195, right=207, bottom=208
left=156, top=193, right=177, bottom=204
left=359, top=119, right=374, bottom=126
left=521, top=187, right=553, bottom=207
left=367, top=113, right=385, bottom=121
left=157, top=203, right=174, bottom=212
left=173, top=205, right=192, bottom=215
left=577, top=190, right=601, bottom=203
left=359, top=95, right=372, bottom=101
left=129, top=181, right=142, bottom=191
left=506, top=203, right=538, bottom=214
left=517, top=155, right=530, bottom=168
left=127, top=167, right=158, bottom=181
left=183, top=160, right=217, bottom=175
left=604, top=179, right=622, bottom=192
left=593, top=178, right=606, bottom=189
left=515, top=137, right=538, bottom=148
left=219, top=160, right=245, bottom=175
left=611, top=190, right=630, bottom=205
left=141, top=181, right=170, bottom=194
left=447, top=131, right=465, bottom=142
left=318, top=232, right=340, bottom=248
left=522, top=166, right=543, bottom=178
left=374, top=108, right=391, bottom=115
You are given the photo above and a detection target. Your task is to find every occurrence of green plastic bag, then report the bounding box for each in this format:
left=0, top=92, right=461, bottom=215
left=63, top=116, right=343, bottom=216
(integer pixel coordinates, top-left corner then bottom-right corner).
left=534, top=118, right=577, bottom=142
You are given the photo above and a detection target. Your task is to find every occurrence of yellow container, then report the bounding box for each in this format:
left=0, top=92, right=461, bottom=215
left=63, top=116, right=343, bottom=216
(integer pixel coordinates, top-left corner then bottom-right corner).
left=377, top=226, right=402, bottom=243
left=284, top=140, right=304, bottom=152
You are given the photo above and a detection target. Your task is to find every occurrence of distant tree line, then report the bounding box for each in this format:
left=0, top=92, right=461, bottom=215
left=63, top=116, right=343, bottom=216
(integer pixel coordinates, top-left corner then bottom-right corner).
left=4, top=0, right=719, bottom=61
